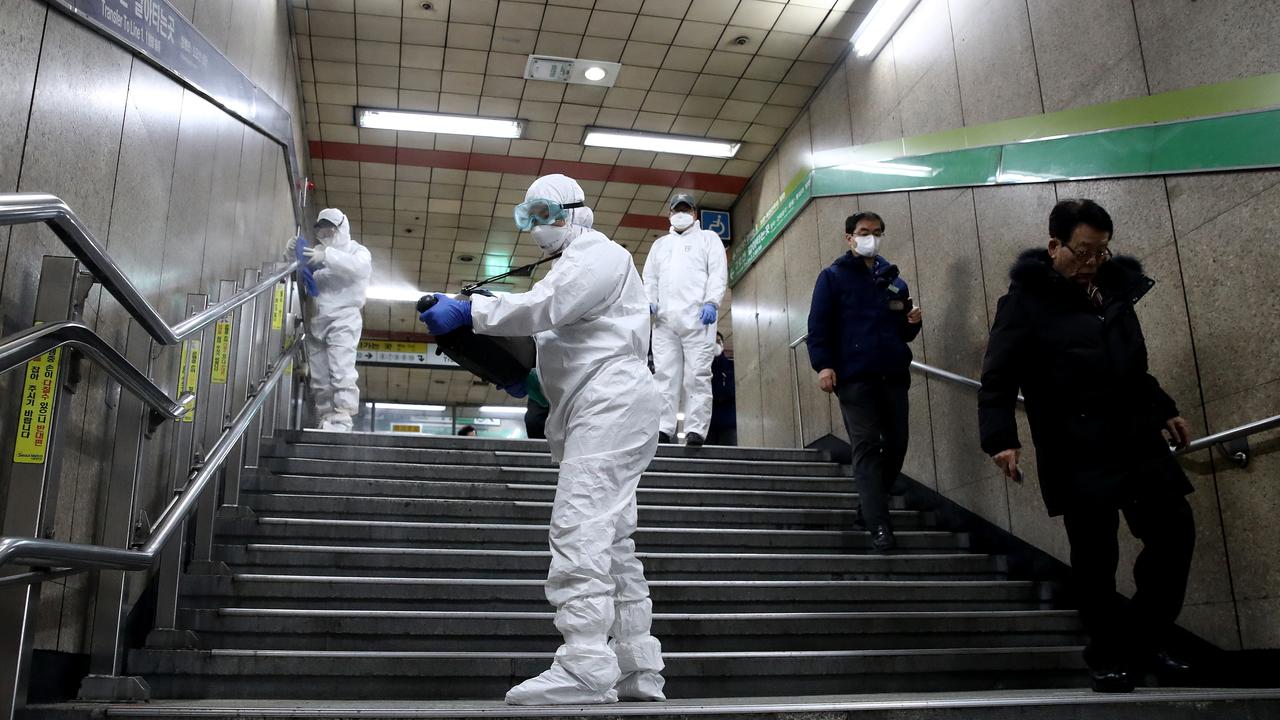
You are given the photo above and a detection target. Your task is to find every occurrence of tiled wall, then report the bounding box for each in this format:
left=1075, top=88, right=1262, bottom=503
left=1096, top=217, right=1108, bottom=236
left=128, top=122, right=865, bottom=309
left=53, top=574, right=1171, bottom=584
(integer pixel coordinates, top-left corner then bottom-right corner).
left=730, top=0, right=1280, bottom=650
left=0, top=0, right=307, bottom=654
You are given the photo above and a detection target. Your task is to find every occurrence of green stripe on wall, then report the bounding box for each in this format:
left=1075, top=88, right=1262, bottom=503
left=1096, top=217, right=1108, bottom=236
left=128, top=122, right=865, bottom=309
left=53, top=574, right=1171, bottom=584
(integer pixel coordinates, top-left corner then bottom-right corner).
left=731, top=104, right=1280, bottom=287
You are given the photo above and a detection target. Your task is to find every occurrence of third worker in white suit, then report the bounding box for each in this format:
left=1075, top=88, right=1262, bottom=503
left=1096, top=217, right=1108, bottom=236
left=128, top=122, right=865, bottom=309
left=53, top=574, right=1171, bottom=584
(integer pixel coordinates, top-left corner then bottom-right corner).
left=286, top=208, right=372, bottom=432
left=643, top=193, right=728, bottom=446
left=418, top=174, right=665, bottom=705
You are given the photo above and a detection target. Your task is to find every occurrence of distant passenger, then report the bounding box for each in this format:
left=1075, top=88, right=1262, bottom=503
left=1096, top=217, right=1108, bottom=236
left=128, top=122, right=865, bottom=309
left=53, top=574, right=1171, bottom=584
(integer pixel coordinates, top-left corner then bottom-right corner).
left=807, top=211, right=922, bottom=552
left=707, top=332, right=737, bottom=446
left=978, top=199, right=1196, bottom=693
left=457, top=425, right=477, bottom=437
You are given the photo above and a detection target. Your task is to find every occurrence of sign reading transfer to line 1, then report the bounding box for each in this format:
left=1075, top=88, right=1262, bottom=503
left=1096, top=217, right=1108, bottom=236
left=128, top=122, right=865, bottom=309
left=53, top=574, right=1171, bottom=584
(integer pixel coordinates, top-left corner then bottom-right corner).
left=728, top=175, right=813, bottom=286
left=356, top=339, right=460, bottom=369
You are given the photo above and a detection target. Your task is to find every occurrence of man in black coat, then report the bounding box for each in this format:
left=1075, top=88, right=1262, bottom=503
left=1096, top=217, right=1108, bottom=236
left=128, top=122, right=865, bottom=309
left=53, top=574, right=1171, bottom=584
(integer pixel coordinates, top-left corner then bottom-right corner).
left=978, top=199, right=1196, bottom=693
left=707, top=332, right=737, bottom=446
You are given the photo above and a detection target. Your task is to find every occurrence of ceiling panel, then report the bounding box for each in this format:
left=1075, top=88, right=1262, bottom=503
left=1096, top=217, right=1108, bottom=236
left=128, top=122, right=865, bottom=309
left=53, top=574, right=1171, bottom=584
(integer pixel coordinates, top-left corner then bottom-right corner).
left=293, top=0, right=873, bottom=405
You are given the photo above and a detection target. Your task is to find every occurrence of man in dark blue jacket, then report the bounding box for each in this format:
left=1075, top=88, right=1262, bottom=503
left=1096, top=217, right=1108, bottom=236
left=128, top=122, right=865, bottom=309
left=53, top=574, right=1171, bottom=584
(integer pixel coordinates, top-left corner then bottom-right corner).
left=807, top=211, right=923, bottom=551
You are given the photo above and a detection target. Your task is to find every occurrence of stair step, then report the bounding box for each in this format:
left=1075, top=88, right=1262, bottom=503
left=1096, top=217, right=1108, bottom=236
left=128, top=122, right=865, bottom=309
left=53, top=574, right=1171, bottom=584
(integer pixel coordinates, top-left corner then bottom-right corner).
left=249, top=474, right=866, bottom=509
left=240, top=492, right=902, bottom=529
left=214, top=515, right=942, bottom=550
left=212, top=544, right=1001, bottom=580
left=261, top=459, right=851, bottom=492
left=266, top=442, right=844, bottom=477
left=280, top=430, right=831, bottom=463
left=125, top=646, right=1089, bottom=699
left=25, top=690, right=1280, bottom=720
left=176, top=608, right=1082, bottom=652
left=180, top=575, right=1049, bottom=612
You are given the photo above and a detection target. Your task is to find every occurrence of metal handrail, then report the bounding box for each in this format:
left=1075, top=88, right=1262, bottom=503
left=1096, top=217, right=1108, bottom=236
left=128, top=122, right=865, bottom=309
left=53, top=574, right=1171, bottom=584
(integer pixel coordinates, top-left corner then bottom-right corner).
left=788, top=332, right=1276, bottom=457
left=0, top=321, right=192, bottom=419
left=0, top=337, right=303, bottom=578
left=0, top=193, right=298, bottom=345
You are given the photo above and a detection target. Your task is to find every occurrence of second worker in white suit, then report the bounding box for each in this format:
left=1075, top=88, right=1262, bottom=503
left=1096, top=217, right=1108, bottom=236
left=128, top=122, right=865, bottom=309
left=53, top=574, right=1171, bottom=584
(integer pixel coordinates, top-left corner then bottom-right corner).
left=643, top=193, right=728, bottom=446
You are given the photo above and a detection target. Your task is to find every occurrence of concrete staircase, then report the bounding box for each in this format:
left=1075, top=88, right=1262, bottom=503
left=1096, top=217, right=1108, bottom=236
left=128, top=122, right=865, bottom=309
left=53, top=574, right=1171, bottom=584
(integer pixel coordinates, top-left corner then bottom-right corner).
left=24, top=431, right=1280, bottom=718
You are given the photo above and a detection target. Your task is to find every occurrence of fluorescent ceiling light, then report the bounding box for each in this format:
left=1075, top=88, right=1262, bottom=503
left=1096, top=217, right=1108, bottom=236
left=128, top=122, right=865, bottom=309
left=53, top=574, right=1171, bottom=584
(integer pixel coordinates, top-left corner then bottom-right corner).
left=850, top=0, right=922, bottom=59
left=584, top=128, right=741, bottom=158
left=479, top=405, right=528, bottom=416
left=374, top=402, right=447, bottom=412
left=356, top=108, right=524, bottom=139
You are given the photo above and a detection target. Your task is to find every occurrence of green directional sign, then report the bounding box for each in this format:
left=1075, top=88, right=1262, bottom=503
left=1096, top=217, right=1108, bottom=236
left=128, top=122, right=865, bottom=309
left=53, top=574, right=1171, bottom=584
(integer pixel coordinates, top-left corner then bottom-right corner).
left=728, top=174, right=812, bottom=286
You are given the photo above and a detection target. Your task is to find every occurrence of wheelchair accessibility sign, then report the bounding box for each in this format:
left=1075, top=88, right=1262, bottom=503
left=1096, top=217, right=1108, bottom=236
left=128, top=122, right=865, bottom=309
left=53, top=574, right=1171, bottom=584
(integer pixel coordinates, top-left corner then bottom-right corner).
left=700, top=209, right=731, bottom=243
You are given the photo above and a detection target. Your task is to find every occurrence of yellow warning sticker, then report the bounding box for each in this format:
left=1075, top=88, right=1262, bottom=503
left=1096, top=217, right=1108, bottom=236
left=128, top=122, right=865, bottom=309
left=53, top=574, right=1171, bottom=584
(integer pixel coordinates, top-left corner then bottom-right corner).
left=391, top=423, right=422, bottom=433
left=271, top=284, right=285, bottom=330
left=211, top=317, right=233, bottom=385
left=178, top=340, right=201, bottom=423
left=13, top=347, right=61, bottom=464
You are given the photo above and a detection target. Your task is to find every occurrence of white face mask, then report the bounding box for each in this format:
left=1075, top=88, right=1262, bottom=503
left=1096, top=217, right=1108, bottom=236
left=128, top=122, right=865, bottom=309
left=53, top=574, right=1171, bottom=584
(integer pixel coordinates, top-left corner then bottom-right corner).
left=715, top=342, right=724, bottom=356
left=532, top=223, right=571, bottom=255
left=670, top=212, right=695, bottom=231
left=852, top=234, right=882, bottom=257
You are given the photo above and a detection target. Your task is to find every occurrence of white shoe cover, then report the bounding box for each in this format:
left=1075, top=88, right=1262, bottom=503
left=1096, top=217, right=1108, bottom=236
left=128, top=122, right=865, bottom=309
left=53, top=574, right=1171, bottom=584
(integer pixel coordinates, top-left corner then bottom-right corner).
left=615, top=671, right=666, bottom=701
left=505, top=645, right=621, bottom=705
left=319, top=416, right=352, bottom=432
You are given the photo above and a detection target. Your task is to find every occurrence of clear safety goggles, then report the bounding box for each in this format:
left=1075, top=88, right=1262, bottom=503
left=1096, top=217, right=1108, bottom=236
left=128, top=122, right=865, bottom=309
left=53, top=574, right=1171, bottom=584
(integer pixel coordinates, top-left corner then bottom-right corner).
left=314, top=219, right=339, bottom=242
left=513, top=198, right=584, bottom=231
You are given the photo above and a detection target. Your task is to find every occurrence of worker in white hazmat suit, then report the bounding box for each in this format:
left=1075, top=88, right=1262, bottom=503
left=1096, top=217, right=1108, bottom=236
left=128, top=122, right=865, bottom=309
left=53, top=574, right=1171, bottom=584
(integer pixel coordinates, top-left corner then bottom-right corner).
left=419, top=174, right=665, bottom=705
left=643, top=193, right=728, bottom=446
left=285, top=208, right=372, bottom=432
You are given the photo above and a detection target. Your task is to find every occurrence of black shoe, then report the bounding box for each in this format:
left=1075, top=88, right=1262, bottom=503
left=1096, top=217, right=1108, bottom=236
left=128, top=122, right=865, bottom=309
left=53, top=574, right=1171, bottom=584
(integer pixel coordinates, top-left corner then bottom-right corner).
left=851, top=507, right=866, bottom=530
left=685, top=432, right=705, bottom=447
left=1090, top=668, right=1136, bottom=693
left=871, top=525, right=896, bottom=552
left=1145, top=650, right=1195, bottom=685
left=658, top=432, right=672, bottom=444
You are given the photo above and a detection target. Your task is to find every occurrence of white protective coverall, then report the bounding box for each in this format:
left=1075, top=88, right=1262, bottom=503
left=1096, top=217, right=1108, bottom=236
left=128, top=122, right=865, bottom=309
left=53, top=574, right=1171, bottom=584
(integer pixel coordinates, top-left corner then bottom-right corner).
left=470, top=175, right=664, bottom=705
left=643, top=220, right=728, bottom=438
left=305, top=208, right=372, bottom=432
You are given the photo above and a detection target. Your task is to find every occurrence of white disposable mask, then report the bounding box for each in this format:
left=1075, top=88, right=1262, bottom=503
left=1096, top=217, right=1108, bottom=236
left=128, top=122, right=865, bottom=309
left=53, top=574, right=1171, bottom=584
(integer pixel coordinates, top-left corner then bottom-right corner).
left=671, top=212, right=695, bottom=231
left=715, top=342, right=724, bottom=356
left=853, top=234, right=882, bottom=257
left=532, top=223, right=571, bottom=254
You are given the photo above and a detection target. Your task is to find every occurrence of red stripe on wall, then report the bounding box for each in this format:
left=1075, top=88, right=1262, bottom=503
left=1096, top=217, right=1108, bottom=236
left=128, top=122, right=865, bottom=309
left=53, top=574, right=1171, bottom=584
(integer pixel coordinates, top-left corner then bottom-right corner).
left=311, top=141, right=748, bottom=195
left=620, top=214, right=672, bottom=231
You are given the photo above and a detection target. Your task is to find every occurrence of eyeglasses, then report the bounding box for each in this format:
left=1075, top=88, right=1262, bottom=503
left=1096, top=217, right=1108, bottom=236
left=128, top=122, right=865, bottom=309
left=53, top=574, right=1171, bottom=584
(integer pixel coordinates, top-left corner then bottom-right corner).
left=847, top=230, right=885, bottom=238
left=1061, top=244, right=1112, bottom=265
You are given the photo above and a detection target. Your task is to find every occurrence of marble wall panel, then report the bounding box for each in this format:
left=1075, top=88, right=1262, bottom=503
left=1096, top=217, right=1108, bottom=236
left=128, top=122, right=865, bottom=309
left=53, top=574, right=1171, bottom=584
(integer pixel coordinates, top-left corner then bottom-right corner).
left=949, top=0, right=1044, bottom=125
left=1176, top=180, right=1280, bottom=402
left=193, top=0, right=235, bottom=53
left=1132, top=0, right=1280, bottom=95
left=907, top=188, right=988, bottom=377
left=777, top=114, right=813, bottom=193
left=1026, top=0, right=1148, bottom=112
left=808, top=62, right=852, bottom=157
left=780, top=207, right=831, bottom=444
left=901, top=383, right=936, bottom=489
left=843, top=40, right=902, bottom=149
left=973, top=183, right=1058, bottom=320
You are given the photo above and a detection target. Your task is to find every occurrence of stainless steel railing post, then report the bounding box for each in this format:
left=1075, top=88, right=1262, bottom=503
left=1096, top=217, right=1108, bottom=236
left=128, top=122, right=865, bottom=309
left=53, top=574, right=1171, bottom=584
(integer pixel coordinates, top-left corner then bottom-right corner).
left=0, top=257, right=82, bottom=718
left=147, top=295, right=208, bottom=648
left=221, top=268, right=261, bottom=507
left=192, top=281, right=238, bottom=565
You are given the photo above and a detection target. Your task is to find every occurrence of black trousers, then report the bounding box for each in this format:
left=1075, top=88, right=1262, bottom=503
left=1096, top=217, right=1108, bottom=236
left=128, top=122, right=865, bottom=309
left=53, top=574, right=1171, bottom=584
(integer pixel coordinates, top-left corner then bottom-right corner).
left=1062, top=491, right=1195, bottom=670
left=707, top=425, right=737, bottom=446
left=836, top=380, right=910, bottom=531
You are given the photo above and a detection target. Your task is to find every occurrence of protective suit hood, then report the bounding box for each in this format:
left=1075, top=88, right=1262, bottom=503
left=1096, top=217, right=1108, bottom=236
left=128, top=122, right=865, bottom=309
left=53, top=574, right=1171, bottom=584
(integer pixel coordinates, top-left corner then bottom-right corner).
left=317, top=207, right=352, bottom=248
left=524, top=174, right=593, bottom=253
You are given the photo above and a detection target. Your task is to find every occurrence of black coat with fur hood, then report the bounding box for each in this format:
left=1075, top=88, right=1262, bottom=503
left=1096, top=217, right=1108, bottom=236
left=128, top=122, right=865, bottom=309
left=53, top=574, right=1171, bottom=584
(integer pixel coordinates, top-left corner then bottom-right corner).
left=977, top=248, right=1192, bottom=516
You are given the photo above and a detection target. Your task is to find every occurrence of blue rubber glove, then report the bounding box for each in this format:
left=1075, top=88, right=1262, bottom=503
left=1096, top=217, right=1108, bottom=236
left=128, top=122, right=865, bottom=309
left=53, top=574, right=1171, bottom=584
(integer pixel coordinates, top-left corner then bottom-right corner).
left=419, top=293, right=472, bottom=335
left=649, top=303, right=658, bottom=315
left=699, top=302, right=718, bottom=325
left=497, top=380, right=528, bottom=398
